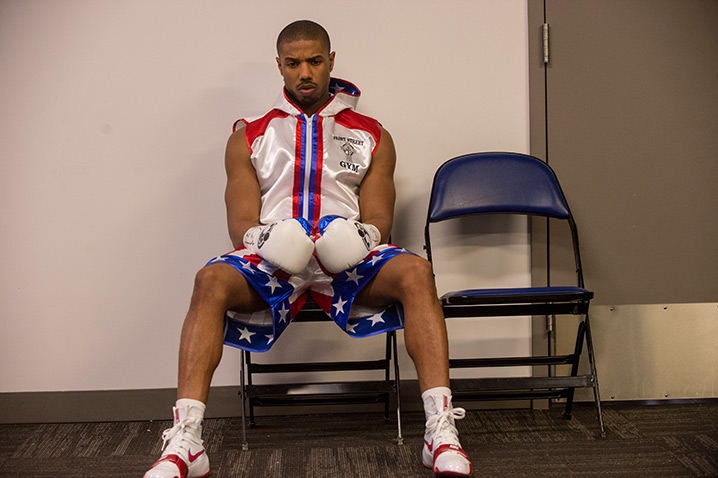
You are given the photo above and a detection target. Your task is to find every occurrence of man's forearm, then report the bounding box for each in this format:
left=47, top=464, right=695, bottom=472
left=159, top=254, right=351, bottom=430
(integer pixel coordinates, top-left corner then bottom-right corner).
left=359, top=214, right=393, bottom=244
left=228, top=220, right=259, bottom=249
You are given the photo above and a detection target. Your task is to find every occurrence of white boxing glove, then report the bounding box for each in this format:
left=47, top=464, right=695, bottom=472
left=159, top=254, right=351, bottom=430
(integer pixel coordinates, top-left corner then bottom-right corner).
left=243, top=218, right=314, bottom=275
left=314, top=215, right=382, bottom=274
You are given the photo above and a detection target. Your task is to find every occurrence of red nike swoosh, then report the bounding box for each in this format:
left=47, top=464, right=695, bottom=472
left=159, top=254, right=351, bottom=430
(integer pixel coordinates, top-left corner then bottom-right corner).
left=188, top=449, right=204, bottom=463
left=424, top=439, right=434, bottom=452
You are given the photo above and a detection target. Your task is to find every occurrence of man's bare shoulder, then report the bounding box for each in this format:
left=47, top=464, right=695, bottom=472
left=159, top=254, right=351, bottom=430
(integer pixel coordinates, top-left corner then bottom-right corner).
left=375, top=125, right=396, bottom=161
left=225, top=124, right=252, bottom=170
left=379, top=125, right=393, bottom=141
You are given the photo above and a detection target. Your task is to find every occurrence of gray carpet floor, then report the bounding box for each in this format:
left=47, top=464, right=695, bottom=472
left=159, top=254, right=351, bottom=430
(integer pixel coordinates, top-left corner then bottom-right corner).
left=2, top=402, right=717, bottom=477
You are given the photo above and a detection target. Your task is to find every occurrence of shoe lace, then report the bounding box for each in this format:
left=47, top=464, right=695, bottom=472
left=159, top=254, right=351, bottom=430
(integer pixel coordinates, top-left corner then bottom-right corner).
left=426, top=406, right=466, bottom=446
left=160, top=416, right=203, bottom=453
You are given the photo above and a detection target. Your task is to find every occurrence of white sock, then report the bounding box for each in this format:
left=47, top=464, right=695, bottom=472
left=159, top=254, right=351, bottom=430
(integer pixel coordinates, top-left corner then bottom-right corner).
left=174, top=398, right=206, bottom=425
left=421, top=386, right=453, bottom=418
left=176, top=398, right=206, bottom=412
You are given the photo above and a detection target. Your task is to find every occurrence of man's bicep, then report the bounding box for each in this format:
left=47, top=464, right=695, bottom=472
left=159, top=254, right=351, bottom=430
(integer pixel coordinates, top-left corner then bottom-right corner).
left=359, top=127, right=397, bottom=240
left=372, top=126, right=397, bottom=175
left=225, top=128, right=261, bottom=247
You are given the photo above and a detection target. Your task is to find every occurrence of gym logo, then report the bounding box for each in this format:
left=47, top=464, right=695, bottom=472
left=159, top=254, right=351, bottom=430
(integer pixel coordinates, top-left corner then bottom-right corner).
left=340, top=160, right=360, bottom=173
left=340, top=143, right=361, bottom=173
left=333, top=134, right=364, bottom=148
left=341, top=141, right=356, bottom=159
left=332, top=135, right=362, bottom=173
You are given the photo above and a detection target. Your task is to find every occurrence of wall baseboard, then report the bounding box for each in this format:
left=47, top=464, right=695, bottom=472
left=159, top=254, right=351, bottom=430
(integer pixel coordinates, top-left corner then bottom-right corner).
left=2, top=382, right=426, bottom=424
left=1, top=381, right=542, bottom=424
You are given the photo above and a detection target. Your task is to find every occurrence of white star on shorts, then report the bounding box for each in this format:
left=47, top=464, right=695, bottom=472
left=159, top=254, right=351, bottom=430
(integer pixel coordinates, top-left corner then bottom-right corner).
left=366, top=312, right=385, bottom=326
left=344, top=268, right=363, bottom=285
left=277, top=303, right=290, bottom=324
left=237, top=326, right=255, bottom=343
left=368, top=255, right=382, bottom=266
left=333, top=296, right=348, bottom=315
left=265, top=276, right=281, bottom=293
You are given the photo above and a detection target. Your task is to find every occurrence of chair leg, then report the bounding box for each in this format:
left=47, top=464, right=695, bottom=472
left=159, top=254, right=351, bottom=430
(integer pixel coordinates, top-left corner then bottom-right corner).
left=384, top=333, right=391, bottom=423
left=391, top=331, right=403, bottom=445
left=563, top=320, right=587, bottom=421
left=245, top=351, right=256, bottom=428
left=584, top=314, right=606, bottom=438
left=240, top=350, right=249, bottom=451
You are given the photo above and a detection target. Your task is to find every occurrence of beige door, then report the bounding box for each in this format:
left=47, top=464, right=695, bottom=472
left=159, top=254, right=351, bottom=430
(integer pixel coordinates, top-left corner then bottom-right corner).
left=531, top=0, right=718, bottom=304
left=528, top=0, right=718, bottom=400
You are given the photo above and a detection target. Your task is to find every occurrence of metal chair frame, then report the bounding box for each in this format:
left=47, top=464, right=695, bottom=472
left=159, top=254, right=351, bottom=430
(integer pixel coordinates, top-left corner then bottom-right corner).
left=238, top=300, right=403, bottom=450
left=424, top=152, right=605, bottom=437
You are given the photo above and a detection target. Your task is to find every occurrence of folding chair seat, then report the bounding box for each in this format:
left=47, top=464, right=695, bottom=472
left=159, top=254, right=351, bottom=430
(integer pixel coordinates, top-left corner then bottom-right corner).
left=230, top=297, right=403, bottom=450
left=424, top=152, right=605, bottom=437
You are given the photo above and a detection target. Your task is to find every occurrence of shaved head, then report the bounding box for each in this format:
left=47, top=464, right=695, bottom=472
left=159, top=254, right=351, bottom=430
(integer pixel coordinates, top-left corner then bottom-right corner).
left=276, top=20, right=331, bottom=56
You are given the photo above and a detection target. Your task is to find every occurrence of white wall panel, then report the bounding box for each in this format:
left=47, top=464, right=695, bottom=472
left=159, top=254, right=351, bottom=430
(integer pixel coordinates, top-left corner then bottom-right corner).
left=0, top=0, right=529, bottom=392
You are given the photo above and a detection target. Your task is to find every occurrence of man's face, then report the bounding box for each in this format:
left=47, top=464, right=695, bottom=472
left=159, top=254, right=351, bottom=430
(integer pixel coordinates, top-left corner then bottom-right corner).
left=276, top=39, right=335, bottom=115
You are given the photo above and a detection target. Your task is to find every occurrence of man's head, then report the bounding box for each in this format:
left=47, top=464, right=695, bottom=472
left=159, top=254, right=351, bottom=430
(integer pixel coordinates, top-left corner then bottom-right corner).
left=276, top=20, right=335, bottom=116
left=276, top=20, right=331, bottom=56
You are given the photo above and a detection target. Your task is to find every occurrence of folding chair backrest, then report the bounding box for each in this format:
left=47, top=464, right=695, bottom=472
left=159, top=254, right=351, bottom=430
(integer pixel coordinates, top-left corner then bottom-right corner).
left=428, top=152, right=571, bottom=223
left=425, top=151, right=585, bottom=287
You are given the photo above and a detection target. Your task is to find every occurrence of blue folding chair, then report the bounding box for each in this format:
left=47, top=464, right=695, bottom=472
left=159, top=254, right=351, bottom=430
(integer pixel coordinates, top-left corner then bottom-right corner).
left=424, top=152, right=605, bottom=437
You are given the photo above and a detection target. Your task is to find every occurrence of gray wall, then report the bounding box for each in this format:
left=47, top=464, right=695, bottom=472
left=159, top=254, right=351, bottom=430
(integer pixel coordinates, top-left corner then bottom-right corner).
left=529, top=0, right=718, bottom=401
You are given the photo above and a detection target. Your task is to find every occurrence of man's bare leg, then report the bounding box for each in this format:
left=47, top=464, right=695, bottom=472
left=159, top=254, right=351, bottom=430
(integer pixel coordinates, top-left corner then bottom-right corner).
left=145, top=262, right=265, bottom=478
left=356, top=253, right=472, bottom=477
left=177, top=262, right=266, bottom=403
left=355, top=253, right=449, bottom=392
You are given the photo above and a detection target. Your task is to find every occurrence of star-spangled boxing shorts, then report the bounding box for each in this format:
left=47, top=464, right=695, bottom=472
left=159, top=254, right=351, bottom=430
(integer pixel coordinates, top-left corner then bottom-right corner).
left=205, top=244, right=414, bottom=352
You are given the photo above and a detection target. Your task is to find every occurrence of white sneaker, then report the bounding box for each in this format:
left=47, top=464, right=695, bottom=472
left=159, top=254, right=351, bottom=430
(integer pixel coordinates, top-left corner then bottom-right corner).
left=144, top=405, right=210, bottom=478
left=422, top=394, right=472, bottom=477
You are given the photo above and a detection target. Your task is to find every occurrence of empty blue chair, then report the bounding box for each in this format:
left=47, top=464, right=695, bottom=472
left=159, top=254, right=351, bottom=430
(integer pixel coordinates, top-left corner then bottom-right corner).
left=425, top=152, right=605, bottom=437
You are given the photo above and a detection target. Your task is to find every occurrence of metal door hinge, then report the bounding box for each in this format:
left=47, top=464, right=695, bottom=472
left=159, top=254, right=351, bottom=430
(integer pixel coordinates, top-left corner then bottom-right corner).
left=542, top=23, right=550, bottom=64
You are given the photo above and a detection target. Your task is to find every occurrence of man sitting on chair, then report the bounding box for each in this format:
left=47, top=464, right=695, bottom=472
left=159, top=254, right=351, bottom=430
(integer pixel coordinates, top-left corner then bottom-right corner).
left=144, top=19, right=472, bottom=478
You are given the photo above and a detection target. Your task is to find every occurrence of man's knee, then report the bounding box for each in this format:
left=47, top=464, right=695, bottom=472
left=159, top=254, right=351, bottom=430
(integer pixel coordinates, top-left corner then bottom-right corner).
left=194, top=263, right=228, bottom=288
left=192, top=264, right=239, bottom=307
left=391, top=255, right=437, bottom=295
left=357, top=253, right=438, bottom=306
left=192, top=263, right=264, bottom=312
